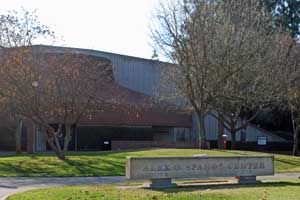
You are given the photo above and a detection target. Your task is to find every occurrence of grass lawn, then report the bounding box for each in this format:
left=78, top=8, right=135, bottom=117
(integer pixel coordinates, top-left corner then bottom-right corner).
left=7, top=179, right=300, bottom=200
left=0, top=149, right=299, bottom=177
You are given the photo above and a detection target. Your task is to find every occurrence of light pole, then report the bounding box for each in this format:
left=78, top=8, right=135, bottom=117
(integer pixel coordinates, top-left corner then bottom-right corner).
left=31, top=80, right=39, bottom=152
left=32, top=81, right=39, bottom=88
left=32, top=80, right=40, bottom=106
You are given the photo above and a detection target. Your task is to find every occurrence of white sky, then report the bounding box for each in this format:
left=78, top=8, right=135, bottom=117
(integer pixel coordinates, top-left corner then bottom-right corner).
left=0, top=0, right=158, bottom=59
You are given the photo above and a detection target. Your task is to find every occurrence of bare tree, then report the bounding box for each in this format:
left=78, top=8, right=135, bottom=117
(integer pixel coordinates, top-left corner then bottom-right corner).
left=0, top=9, right=54, bottom=154
left=0, top=47, right=112, bottom=159
left=0, top=8, right=54, bottom=47
left=270, top=39, right=300, bottom=156
left=288, top=84, right=300, bottom=156
left=0, top=9, right=115, bottom=159
left=211, top=34, right=292, bottom=150
left=151, top=0, right=288, bottom=149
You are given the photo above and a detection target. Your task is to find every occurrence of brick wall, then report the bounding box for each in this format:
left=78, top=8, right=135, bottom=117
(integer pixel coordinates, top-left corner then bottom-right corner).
left=111, top=140, right=196, bottom=150
left=0, top=126, right=15, bottom=150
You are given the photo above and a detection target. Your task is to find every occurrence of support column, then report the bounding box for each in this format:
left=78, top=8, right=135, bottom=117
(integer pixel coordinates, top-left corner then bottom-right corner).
left=15, top=118, right=23, bottom=154
left=238, top=176, right=257, bottom=184
left=35, top=126, right=47, bottom=152
left=144, top=178, right=177, bottom=188
left=26, top=121, right=36, bottom=154
left=74, top=124, right=78, bottom=151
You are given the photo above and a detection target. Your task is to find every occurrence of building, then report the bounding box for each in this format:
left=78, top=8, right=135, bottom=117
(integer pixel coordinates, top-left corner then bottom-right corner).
left=0, top=45, right=289, bottom=152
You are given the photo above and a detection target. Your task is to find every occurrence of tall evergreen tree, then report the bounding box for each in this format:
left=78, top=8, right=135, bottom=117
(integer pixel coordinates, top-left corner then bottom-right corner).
left=263, top=0, right=300, bottom=39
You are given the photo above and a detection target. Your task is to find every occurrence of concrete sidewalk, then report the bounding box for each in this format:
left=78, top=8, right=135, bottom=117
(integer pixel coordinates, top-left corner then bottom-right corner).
left=260, top=173, right=300, bottom=179
left=1, top=173, right=299, bottom=200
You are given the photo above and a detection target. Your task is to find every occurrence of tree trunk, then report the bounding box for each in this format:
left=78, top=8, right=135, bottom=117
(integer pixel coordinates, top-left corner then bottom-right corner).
left=218, top=114, right=225, bottom=149
left=45, top=128, right=65, bottom=160
left=15, top=118, right=22, bottom=154
left=53, top=136, right=65, bottom=160
left=57, top=150, right=65, bottom=160
left=293, top=128, right=299, bottom=156
left=291, top=111, right=299, bottom=156
left=198, top=113, right=208, bottom=149
left=63, top=124, right=72, bottom=152
left=230, top=120, right=236, bottom=150
left=74, top=124, right=78, bottom=151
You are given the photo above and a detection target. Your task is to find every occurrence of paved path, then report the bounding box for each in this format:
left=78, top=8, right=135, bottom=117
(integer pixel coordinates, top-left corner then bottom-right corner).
left=260, top=173, right=300, bottom=179
left=0, top=173, right=299, bottom=200
left=0, top=152, right=15, bottom=157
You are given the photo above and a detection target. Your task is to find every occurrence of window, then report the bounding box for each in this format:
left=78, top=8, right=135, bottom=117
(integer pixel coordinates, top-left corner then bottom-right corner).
left=257, top=136, right=267, bottom=145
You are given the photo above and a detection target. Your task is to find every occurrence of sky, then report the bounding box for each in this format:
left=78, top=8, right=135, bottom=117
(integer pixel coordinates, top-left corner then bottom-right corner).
left=0, top=0, right=158, bottom=59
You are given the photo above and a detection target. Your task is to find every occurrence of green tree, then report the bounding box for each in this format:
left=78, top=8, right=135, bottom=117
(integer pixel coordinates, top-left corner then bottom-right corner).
left=263, top=0, right=300, bottom=39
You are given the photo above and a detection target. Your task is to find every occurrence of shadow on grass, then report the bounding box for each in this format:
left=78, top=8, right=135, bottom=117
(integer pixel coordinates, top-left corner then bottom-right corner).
left=211, top=149, right=261, bottom=156
left=0, top=156, right=125, bottom=177
left=146, top=181, right=300, bottom=193
left=276, top=158, right=300, bottom=167
left=63, top=157, right=124, bottom=176
left=0, top=161, right=47, bottom=176
left=0, top=184, right=18, bottom=189
left=65, top=149, right=149, bottom=157
left=0, top=152, right=128, bottom=177
left=0, top=150, right=134, bottom=158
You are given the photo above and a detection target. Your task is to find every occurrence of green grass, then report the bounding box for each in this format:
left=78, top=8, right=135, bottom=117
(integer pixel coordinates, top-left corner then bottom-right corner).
left=7, top=179, right=300, bottom=200
left=0, top=149, right=299, bottom=177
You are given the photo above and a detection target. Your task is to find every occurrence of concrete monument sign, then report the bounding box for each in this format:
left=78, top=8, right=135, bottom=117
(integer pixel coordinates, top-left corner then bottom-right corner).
left=126, top=156, right=274, bottom=187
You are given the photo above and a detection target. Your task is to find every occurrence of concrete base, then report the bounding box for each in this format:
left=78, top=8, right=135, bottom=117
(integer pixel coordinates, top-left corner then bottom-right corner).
left=238, top=176, right=257, bottom=184
left=144, top=178, right=177, bottom=188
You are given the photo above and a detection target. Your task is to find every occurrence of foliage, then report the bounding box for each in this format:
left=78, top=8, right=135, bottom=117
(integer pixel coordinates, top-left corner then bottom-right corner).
left=0, top=9, right=115, bottom=159
left=151, top=0, right=290, bottom=149
left=0, top=47, right=112, bottom=159
left=0, top=9, right=55, bottom=154
left=262, top=34, right=300, bottom=156
left=0, top=8, right=54, bottom=47
left=287, top=84, right=300, bottom=156
left=263, top=0, right=300, bottom=39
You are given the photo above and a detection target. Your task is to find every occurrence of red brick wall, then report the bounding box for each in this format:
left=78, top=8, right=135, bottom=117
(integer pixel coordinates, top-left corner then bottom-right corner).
left=0, top=126, right=15, bottom=150
left=111, top=140, right=196, bottom=150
